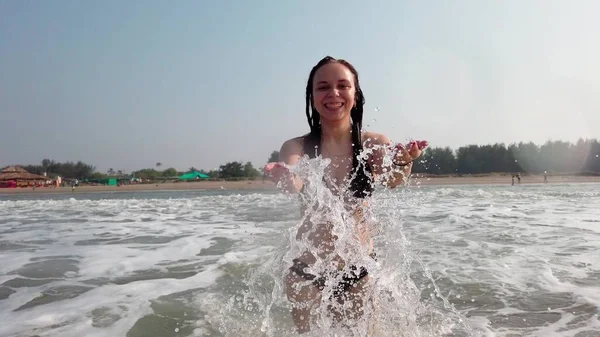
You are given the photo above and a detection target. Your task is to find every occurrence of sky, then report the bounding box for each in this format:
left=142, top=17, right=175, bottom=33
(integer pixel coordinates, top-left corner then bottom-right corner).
left=1, top=0, right=599, bottom=173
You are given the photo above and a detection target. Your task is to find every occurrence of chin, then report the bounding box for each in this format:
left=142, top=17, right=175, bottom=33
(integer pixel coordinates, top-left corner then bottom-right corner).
left=319, top=111, right=351, bottom=123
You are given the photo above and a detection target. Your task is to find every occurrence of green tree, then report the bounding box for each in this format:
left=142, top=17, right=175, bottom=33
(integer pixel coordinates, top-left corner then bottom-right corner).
left=243, top=161, right=261, bottom=178
left=20, top=160, right=95, bottom=178
left=134, top=168, right=161, bottom=179
left=413, top=147, right=457, bottom=175
left=267, top=151, right=280, bottom=163
left=161, top=167, right=178, bottom=177
left=89, top=172, right=107, bottom=180
left=219, top=161, right=245, bottom=178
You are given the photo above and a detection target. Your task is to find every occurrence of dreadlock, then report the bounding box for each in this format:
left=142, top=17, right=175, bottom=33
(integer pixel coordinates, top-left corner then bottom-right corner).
left=303, top=56, right=373, bottom=198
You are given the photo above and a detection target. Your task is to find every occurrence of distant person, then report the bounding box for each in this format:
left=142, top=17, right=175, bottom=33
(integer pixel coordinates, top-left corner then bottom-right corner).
left=264, top=55, right=427, bottom=333
left=517, top=174, right=521, bottom=184
left=543, top=171, right=548, bottom=183
left=512, top=175, right=515, bottom=186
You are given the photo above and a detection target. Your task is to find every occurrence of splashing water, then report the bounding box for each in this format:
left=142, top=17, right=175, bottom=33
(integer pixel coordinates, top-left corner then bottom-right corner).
left=208, top=145, right=477, bottom=337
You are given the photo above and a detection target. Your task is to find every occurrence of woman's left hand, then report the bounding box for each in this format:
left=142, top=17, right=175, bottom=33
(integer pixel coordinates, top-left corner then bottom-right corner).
left=392, top=140, right=428, bottom=166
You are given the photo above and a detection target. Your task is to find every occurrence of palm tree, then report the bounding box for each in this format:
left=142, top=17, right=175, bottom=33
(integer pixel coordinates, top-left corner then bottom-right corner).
left=108, top=168, right=115, bottom=175
left=156, top=162, right=162, bottom=169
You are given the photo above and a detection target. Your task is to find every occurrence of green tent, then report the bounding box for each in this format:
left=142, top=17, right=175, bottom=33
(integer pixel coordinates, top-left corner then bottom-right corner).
left=178, top=171, right=209, bottom=180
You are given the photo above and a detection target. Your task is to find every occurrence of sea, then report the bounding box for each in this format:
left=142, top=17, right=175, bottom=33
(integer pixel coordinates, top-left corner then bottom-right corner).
left=1, top=179, right=599, bottom=336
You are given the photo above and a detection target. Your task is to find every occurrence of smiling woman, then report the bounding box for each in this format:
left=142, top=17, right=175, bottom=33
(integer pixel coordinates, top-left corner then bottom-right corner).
left=264, top=55, right=428, bottom=333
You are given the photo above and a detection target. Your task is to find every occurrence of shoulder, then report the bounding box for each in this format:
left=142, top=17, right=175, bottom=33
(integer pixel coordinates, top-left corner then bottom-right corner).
left=280, top=135, right=306, bottom=153
left=279, top=134, right=307, bottom=162
left=362, top=130, right=392, bottom=148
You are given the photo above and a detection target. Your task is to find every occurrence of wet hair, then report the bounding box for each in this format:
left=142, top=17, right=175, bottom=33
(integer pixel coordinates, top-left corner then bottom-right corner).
left=303, top=56, right=373, bottom=198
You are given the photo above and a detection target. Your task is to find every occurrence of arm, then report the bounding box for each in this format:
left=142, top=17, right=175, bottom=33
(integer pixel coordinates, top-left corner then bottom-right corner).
left=364, top=132, right=415, bottom=189
left=273, top=138, right=305, bottom=193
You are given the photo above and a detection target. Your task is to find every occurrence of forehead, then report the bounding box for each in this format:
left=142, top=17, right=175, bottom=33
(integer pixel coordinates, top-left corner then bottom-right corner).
left=313, top=62, right=354, bottom=83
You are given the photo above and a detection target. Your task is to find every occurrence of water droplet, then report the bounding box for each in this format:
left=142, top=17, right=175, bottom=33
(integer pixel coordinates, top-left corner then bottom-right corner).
left=374, top=106, right=380, bottom=112
left=174, top=328, right=179, bottom=332
left=471, top=299, right=475, bottom=302
left=515, top=159, right=518, bottom=162
left=371, top=118, right=377, bottom=123
left=596, top=154, right=599, bottom=157
left=547, top=307, right=551, bottom=311
left=456, top=294, right=461, bottom=299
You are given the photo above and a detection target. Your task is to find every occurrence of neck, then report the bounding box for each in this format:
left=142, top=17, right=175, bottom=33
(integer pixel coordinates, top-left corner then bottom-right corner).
left=320, top=118, right=352, bottom=144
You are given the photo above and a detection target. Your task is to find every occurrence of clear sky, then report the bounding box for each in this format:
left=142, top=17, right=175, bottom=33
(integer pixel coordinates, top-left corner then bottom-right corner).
left=1, top=0, right=599, bottom=173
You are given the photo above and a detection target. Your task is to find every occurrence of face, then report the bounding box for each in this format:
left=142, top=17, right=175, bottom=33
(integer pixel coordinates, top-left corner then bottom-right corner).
left=312, top=62, right=356, bottom=123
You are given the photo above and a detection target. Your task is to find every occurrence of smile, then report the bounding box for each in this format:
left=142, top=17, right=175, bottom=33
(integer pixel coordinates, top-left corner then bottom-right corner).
left=324, top=102, right=344, bottom=109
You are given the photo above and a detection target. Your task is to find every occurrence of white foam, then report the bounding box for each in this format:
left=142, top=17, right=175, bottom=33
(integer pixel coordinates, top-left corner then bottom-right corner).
left=1, top=181, right=599, bottom=336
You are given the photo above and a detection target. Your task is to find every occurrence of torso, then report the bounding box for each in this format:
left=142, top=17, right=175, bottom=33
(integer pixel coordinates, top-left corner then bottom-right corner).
left=295, top=132, right=377, bottom=266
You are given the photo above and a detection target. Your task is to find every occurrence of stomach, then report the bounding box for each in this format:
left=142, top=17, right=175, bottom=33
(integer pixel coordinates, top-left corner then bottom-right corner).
left=294, top=205, right=375, bottom=268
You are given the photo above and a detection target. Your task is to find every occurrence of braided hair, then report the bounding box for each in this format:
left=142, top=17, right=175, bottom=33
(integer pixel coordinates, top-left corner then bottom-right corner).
left=303, top=56, right=373, bottom=198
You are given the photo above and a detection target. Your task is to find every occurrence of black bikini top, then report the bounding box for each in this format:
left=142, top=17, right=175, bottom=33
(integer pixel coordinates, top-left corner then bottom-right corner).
left=301, top=135, right=374, bottom=199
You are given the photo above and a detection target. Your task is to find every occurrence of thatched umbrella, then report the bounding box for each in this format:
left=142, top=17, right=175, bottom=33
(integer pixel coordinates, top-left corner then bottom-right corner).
left=0, top=166, right=48, bottom=181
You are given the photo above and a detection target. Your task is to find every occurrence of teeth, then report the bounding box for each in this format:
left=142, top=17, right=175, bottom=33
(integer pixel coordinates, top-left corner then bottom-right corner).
left=325, top=103, right=343, bottom=109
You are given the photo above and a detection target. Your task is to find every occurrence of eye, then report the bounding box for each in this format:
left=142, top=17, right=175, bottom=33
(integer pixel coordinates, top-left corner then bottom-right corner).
left=338, top=83, right=351, bottom=89
left=316, top=85, right=329, bottom=91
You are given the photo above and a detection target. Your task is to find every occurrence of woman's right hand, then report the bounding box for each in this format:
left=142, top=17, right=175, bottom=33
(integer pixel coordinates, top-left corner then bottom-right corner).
left=265, top=162, right=303, bottom=193
left=264, top=162, right=289, bottom=183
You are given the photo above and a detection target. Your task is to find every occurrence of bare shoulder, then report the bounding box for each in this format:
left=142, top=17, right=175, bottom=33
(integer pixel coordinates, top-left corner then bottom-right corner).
left=362, top=130, right=392, bottom=148
left=280, top=135, right=305, bottom=154
left=279, top=135, right=306, bottom=164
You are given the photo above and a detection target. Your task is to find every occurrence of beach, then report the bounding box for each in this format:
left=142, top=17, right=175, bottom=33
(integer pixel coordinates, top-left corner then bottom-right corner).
left=0, top=174, right=598, bottom=195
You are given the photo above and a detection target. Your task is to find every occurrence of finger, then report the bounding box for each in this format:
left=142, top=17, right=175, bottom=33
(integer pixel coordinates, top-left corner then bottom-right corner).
left=265, top=162, right=285, bottom=172
left=264, top=163, right=281, bottom=178
left=409, top=141, right=421, bottom=156
left=417, top=140, right=429, bottom=149
left=264, top=163, right=277, bottom=174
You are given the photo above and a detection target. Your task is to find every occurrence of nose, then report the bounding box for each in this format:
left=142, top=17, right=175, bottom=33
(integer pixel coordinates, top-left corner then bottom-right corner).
left=327, top=87, right=339, bottom=97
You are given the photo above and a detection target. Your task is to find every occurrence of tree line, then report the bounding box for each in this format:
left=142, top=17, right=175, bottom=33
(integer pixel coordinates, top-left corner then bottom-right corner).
left=412, top=139, right=600, bottom=175
left=9, top=160, right=266, bottom=180
left=7, top=139, right=599, bottom=180
left=266, top=139, right=599, bottom=175
left=19, top=159, right=96, bottom=180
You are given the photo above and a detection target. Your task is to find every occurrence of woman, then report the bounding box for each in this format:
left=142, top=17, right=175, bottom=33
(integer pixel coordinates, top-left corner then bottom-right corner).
left=264, top=56, right=427, bottom=333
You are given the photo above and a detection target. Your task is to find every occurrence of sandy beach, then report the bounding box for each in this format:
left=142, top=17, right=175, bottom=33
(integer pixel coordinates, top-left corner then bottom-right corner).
left=1, top=175, right=598, bottom=195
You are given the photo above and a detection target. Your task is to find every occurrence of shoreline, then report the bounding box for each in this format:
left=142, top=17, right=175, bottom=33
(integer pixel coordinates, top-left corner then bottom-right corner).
left=1, top=175, right=598, bottom=195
